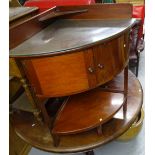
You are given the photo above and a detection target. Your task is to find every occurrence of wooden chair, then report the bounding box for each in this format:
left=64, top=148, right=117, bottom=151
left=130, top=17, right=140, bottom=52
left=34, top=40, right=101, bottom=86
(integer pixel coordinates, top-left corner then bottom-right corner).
left=129, top=19, right=144, bottom=77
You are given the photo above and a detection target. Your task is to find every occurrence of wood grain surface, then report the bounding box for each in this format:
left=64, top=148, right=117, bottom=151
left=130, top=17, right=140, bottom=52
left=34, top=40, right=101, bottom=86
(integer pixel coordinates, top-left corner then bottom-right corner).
left=20, top=33, right=129, bottom=97
left=11, top=71, right=143, bottom=153
left=52, top=89, right=125, bottom=135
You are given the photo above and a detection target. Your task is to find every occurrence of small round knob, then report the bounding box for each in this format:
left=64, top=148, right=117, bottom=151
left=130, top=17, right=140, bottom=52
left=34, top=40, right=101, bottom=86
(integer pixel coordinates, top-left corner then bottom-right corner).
left=124, top=44, right=126, bottom=48
left=98, top=64, right=104, bottom=69
left=88, top=67, right=94, bottom=73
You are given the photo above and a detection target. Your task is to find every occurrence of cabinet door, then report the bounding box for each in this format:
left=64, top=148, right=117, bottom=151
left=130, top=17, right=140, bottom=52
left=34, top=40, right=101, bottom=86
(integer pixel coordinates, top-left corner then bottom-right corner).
left=22, top=51, right=93, bottom=97
left=93, top=35, right=128, bottom=85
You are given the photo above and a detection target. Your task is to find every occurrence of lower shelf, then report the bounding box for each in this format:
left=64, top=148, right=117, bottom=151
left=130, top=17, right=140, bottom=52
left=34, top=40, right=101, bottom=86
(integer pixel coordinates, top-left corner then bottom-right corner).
left=52, top=89, right=125, bottom=135
left=11, top=71, right=143, bottom=153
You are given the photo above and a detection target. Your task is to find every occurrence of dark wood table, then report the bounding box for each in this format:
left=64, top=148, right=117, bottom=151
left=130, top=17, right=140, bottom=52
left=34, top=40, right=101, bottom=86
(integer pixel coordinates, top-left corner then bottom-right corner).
left=12, top=71, right=143, bottom=153
left=10, top=4, right=142, bottom=155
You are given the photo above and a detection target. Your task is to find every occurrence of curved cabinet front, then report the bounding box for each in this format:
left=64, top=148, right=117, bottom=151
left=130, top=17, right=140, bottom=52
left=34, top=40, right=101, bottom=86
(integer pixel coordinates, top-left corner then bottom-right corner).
left=22, top=33, right=129, bottom=97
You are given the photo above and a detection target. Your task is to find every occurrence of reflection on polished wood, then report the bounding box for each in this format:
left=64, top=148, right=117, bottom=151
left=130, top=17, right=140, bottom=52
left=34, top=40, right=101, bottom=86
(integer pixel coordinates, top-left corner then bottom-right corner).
left=39, top=9, right=88, bottom=22
left=19, top=34, right=129, bottom=97
left=10, top=19, right=135, bottom=57
left=9, top=4, right=135, bottom=98
left=12, top=71, right=143, bottom=153
left=52, top=89, right=125, bottom=135
left=9, top=7, right=39, bottom=27
left=9, top=4, right=133, bottom=51
left=9, top=4, right=141, bottom=154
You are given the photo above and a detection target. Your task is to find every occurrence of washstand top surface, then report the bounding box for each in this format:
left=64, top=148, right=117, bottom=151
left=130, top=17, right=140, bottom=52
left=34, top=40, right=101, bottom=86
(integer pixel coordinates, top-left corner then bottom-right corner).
left=10, top=18, right=136, bottom=57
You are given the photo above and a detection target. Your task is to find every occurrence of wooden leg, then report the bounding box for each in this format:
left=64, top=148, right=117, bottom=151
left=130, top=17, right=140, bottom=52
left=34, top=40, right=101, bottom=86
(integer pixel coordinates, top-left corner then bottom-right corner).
left=97, top=125, right=103, bottom=136
left=20, top=78, right=43, bottom=123
left=85, top=150, right=95, bottom=155
left=123, top=66, right=128, bottom=118
left=124, top=65, right=128, bottom=96
left=136, top=53, right=140, bottom=77
left=37, top=98, right=51, bottom=127
left=123, top=98, right=127, bottom=119
left=52, top=135, right=60, bottom=147
left=33, top=110, right=43, bottom=123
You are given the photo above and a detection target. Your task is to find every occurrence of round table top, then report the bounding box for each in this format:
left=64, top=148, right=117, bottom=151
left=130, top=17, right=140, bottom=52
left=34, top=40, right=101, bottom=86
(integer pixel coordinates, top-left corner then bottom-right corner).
left=11, top=71, right=143, bottom=153
left=10, top=18, right=136, bottom=57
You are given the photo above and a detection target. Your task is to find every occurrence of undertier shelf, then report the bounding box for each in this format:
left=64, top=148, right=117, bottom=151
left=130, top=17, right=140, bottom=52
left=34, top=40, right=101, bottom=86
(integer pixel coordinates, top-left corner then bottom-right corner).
left=11, top=71, right=143, bottom=153
left=52, top=89, right=125, bottom=135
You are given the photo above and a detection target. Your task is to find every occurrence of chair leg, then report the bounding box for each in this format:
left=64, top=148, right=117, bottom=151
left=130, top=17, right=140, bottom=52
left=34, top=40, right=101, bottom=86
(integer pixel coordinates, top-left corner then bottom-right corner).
left=136, top=53, right=140, bottom=77
left=52, top=134, right=60, bottom=147
left=85, top=150, right=95, bottom=155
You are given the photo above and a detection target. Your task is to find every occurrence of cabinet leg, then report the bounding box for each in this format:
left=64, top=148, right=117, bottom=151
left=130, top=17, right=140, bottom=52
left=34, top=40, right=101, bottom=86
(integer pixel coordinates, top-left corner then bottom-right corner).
left=52, top=135, right=60, bottom=147
left=33, top=110, right=43, bottom=124
left=123, top=100, right=127, bottom=119
left=123, top=66, right=128, bottom=119
left=97, top=125, right=103, bottom=135
left=85, top=150, right=95, bottom=155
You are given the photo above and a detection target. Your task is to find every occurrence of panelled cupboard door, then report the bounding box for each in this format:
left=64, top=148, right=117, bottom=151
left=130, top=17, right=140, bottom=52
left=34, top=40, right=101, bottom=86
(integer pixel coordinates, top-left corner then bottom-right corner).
left=22, top=51, right=91, bottom=97
left=93, top=34, right=128, bottom=85
left=21, top=33, right=129, bottom=97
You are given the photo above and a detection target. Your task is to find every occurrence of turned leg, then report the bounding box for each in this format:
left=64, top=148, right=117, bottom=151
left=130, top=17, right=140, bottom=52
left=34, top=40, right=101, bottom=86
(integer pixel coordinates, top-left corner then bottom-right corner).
left=123, top=65, right=128, bottom=118
left=97, top=125, right=103, bottom=135
left=85, top=150, right=95, bottom=155
left=52, top=134, right=60, bottom=147
left=136, top=52, right=140, bottom=77
left=33, top=110, right=43, bottom=123
left=123, top=98, right=127, bottom=119
left=20, top=78, right=43, bottom=123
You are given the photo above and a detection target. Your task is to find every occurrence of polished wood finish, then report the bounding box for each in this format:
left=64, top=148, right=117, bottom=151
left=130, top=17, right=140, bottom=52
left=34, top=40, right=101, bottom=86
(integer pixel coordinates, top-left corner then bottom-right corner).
left=10, top=19, right=135, bottom=57
left=9, top=8, right=67, bottom=122
left=84, top=49, right=97, bottom=88
left=9, top=58, right=43, bottom=122
left=52, top=89, right=125, bottom=135
left=22, top=52, right=89, bottom=96
left=57, top=4, right=132, bottom=19
left=11, top=71, right=143, bottom=153
left=9, top=7, right=39, bottom=27
left=19, top=34, right=129, bottom=97
left=93, top=35, right=128, bottom=85
left=9, top=4, right=139, bottom=154
left=9, top=4, right=134, bottom=52
left=9, top=7, right=56, bottom=49
left=39, top=9, right=88, bottom=22
left=123, top=65, right=128, bottom=115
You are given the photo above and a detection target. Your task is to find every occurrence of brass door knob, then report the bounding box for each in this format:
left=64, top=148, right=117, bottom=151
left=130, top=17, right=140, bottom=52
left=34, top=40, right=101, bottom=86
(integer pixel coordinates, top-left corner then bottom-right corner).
left=88, top=67, right=94, bottom=73
left=98, top=64, right=104, bottom=69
